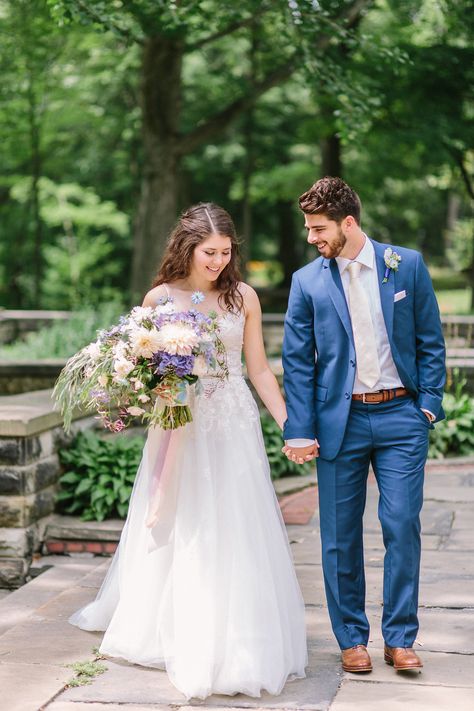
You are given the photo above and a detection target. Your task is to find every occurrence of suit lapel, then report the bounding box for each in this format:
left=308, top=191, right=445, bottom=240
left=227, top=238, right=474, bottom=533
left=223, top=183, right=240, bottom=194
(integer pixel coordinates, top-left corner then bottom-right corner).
left=323, top=258, right=354, bottom=345
left=372, top=239, right=395, bottom=339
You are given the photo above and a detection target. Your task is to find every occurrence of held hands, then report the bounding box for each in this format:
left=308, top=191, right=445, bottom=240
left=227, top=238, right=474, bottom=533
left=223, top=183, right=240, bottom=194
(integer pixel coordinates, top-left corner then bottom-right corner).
left=281, top=441, right=319, bottom=464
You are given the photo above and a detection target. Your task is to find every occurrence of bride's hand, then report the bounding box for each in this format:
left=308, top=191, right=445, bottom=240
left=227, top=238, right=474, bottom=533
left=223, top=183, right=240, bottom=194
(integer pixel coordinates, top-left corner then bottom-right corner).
left=282, top=442, right=319, bottom=464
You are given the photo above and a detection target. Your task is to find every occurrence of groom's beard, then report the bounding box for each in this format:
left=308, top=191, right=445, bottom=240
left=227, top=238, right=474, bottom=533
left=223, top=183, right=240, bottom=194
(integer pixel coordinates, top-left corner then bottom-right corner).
left=317, top=227, right=346, bottom=259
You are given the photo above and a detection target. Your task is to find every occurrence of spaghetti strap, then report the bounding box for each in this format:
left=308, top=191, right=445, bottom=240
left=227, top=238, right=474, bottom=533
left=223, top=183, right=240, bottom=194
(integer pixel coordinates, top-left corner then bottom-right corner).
left=162, top=283, right=171, bottom=299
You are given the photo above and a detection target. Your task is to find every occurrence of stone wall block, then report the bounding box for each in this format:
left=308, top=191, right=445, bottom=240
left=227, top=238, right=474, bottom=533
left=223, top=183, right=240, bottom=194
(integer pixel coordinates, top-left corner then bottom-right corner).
left=0, top=464, right=36, bottom=495
left=0, top=496, right=24, bottom=527
left=33, top=455, right=61, bottom=493
left=0, top=436, right=41, bottom=466
left=0, top=488, right=56, bottom=528
left=0, top=557, right=28, bottom=587
left=38, top=430, right=55, bottom=459
left=25, top=488, right=57, bottom=527
left=0, top=526, right=35, bottom=558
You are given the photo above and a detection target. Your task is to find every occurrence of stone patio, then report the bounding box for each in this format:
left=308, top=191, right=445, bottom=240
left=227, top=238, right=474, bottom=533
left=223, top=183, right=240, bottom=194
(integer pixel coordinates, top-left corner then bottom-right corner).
left=0, top=458, right=473, bottom=711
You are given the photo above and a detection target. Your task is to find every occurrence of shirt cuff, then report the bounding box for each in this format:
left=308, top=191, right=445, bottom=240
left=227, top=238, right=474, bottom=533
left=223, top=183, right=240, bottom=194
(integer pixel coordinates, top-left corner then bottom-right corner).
left=421, top=408, right=436, bottom=422
left=286, top=438, right=316, bottom=447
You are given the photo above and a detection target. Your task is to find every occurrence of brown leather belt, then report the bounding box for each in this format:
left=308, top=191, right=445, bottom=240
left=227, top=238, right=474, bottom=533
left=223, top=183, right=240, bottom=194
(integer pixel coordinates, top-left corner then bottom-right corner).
left=352, top=387, right=409, bottom=404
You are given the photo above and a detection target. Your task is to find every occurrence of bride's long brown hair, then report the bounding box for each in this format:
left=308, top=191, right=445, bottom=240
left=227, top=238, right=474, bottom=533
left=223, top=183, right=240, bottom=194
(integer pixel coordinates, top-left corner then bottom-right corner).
left=152, top=202, right=243, bottom=312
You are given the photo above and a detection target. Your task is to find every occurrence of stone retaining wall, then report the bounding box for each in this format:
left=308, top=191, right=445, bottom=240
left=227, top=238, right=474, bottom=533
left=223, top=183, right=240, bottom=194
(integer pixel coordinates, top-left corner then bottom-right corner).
left=0, top=390, right=93, bottom=587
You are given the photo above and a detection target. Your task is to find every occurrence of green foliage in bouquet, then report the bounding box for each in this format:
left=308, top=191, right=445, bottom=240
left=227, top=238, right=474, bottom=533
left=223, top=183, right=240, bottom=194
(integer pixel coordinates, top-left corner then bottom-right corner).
left=56, top=431, right=144, bottom=521
left=260, top=411, right=314, bottom=479
left=428, top=377, right=474, bottom=459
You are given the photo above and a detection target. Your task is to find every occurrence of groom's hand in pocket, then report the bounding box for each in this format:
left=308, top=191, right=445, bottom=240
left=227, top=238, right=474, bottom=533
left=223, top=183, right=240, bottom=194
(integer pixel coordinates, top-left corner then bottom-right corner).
left=282, top=442, right=319, bottom=464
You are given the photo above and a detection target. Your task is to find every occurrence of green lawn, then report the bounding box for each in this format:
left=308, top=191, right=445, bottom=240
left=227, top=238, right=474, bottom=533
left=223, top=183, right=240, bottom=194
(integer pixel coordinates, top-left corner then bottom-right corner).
left=436, top=288, right=472, bottom=315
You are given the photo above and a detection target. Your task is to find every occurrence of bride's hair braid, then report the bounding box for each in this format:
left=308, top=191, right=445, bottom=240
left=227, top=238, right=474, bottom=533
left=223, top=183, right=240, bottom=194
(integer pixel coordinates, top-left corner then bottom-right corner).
left=152, top=202, right=243, bottom=313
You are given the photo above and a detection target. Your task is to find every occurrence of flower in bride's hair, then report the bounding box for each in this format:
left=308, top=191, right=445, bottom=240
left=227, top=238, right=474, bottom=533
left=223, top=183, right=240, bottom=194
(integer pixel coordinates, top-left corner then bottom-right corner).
left=130, top=327, right=162, bottom=358
left=155, top=323, right=199, bottom=356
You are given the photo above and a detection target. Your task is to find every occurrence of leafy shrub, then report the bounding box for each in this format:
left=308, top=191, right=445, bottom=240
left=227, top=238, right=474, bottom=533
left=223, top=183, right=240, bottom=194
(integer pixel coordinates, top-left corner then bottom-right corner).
left=57, top=430, right=144, bottom=521
left=260, top=411, right=314, bottom=479
left=2, top=302, right=123, bottom=360
left=429, top=380, right=474, bottom=459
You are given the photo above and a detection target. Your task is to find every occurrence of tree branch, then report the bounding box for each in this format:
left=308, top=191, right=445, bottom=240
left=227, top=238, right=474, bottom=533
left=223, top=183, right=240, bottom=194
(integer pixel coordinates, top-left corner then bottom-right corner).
left=450, top=147, right=474, bottom=201
left=75, top=0, right=144, bottom=45
left=184, top=4, right=273, bottom=53
left=179, top=55, right=296, bottom=155
left=180, top=0, right=370, bottom=154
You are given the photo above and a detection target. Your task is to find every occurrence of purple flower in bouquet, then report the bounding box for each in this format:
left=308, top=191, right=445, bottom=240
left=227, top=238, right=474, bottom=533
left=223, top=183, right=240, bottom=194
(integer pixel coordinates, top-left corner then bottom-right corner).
left=153, top=352, right=195, bottom=377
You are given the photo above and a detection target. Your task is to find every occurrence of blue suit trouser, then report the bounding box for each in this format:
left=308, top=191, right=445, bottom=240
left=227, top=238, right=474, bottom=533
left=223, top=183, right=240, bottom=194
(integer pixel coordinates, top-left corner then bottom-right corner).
left=316, top=395, right=430, bottom=650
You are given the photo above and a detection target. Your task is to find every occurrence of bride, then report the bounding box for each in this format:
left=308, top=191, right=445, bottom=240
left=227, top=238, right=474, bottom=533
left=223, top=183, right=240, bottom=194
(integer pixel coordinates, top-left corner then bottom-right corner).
left=69, top=202, right=308, bottom=700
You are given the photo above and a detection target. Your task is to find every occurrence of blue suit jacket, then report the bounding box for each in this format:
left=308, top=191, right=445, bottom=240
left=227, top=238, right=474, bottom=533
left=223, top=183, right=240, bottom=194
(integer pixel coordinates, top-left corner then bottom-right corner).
left=282, top=239, right=446, bottom=460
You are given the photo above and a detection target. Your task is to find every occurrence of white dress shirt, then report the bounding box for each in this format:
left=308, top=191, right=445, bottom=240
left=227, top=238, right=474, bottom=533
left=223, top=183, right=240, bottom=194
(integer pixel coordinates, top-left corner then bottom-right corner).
left=335, top=236, right=403, bottom=394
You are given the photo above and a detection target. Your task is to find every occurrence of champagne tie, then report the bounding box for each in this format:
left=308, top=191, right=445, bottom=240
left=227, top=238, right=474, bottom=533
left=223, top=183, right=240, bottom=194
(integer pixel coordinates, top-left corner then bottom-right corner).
left=347, top=261, right=381, bottom=389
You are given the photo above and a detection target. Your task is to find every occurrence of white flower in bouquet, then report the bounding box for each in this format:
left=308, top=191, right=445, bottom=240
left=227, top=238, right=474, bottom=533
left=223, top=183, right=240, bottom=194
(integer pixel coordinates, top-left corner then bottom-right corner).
left=113, top=357, right=135, bottom=380
left=98, top=373, right=109, bottom=387
left=113, top=341, right=128, bottom=359
left=192, top=354, right=209, bottom=377
left=133, top=379, right=145, bottom=391
left=127, top=405, right=146, bottom=416
left=85, top=341, right=101, bottom=361
left=155, top=301, right=176, bottom=315
left=129, top=306, right=154, bottom=323
left=138, top=393, right=150, bottom=403
left=130, top=327, right=162, bottom=358
left=156, top=323, right=200, bottom=356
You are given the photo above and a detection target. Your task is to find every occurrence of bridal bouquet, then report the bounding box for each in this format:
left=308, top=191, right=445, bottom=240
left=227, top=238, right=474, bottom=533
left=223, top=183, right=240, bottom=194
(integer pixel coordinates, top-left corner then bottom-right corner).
left=53, top=300, right=227, bottom=432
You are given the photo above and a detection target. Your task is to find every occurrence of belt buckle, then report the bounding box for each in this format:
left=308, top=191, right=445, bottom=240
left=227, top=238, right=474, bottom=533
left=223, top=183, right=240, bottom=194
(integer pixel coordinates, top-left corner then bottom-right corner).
left=362, top=392, right=368, bottom=404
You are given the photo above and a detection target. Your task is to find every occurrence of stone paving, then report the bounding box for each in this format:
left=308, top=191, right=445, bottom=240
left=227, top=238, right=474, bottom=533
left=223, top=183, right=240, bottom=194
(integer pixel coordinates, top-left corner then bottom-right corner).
left=0, top=459, right=473, bottom=711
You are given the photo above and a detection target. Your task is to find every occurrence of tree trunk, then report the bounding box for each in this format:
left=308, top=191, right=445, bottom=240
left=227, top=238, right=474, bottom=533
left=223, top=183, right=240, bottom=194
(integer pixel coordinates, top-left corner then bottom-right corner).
left=27, top=74, right=43, bottom=306
left=131, top=35, right=184, bottom=302
left=241, top=112, right=254, bottom=278
left=321, top=132, right=342, bottom=178
left=277, top=200, right=300, bottom=287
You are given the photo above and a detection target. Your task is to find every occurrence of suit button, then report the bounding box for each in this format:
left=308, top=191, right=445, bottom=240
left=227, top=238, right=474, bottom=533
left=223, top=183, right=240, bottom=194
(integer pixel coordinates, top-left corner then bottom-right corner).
left=345, top=392, right=350, bottom=399
left=350, top=360, right=355, bottom=367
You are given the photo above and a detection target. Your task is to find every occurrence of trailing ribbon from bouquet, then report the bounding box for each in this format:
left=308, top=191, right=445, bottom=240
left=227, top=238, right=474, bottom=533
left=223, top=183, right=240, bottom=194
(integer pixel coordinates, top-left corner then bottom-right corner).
left=145, top=426, right=184, bottom=551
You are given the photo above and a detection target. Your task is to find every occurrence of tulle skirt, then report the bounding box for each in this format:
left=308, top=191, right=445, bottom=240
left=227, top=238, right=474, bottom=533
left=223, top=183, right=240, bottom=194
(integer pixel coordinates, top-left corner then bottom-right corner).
left=69, top=377, right=307, bottom=700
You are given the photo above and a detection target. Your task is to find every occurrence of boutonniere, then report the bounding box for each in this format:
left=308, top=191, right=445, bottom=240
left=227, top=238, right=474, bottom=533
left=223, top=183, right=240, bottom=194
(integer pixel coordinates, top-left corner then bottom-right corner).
left=383, top=248, right=402, bottom=283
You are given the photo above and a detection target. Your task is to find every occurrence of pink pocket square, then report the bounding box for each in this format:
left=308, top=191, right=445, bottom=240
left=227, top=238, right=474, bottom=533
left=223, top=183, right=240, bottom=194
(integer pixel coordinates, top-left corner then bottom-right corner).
left=394, top=290, right=407, bottom=302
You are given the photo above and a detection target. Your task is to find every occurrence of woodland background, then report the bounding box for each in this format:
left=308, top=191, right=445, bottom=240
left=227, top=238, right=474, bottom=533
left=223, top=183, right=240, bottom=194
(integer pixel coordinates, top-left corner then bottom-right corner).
left=0, top=0, right=472, bottom=312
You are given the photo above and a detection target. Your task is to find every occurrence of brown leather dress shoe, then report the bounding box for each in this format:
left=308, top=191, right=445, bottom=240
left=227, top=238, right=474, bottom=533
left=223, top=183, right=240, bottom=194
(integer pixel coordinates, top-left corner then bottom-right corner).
left=341, top=644, right=372, bottom=672
left=384, top=645, right=423, bottom=670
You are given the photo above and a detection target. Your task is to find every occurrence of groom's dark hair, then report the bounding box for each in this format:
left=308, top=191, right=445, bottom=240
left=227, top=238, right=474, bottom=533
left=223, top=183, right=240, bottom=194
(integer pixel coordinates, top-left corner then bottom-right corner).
left=299, top=176, right=361, bottom=225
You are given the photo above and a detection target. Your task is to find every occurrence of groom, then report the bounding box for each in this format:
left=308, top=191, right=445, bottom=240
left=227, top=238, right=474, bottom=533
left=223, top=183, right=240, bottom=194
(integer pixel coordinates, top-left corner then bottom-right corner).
left=282, top=177, right=445, bottom=673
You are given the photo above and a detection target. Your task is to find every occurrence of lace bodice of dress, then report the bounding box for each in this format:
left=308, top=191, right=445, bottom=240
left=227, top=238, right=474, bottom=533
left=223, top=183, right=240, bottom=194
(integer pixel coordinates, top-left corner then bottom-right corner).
left=214, top=311, right=244, bottom=377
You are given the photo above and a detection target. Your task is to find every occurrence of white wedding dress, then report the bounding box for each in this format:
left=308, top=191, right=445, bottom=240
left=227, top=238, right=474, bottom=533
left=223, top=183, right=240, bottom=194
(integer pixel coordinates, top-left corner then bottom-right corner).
left=69, top=295, right=307, bottom=700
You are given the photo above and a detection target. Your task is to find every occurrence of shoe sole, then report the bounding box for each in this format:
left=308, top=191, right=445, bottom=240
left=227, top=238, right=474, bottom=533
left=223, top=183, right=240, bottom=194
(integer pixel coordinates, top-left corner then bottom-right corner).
left=342, top=664, right=373, bottom=673
left=384, top=653, right=423, bottom=670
